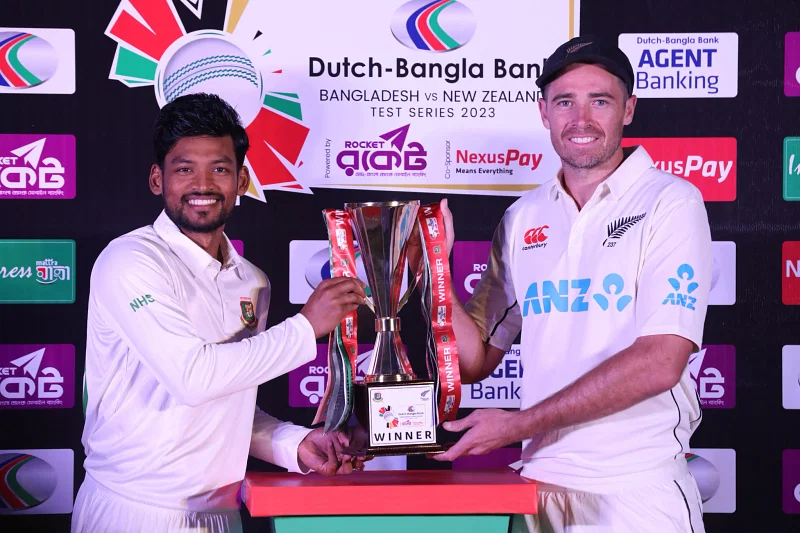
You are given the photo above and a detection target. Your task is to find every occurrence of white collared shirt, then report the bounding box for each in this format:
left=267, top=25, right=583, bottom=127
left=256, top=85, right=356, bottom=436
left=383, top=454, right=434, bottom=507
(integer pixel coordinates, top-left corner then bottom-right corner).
left=82, top=211, right=316, bottom=511
left=467, top=146, right=712, bottom=491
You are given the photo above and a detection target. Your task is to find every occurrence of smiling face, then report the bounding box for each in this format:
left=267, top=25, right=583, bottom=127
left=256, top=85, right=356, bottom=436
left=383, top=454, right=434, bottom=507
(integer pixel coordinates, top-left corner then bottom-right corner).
left=539, top=63, right=636, bottom=171
left=149, top=135, right=249, bottom=234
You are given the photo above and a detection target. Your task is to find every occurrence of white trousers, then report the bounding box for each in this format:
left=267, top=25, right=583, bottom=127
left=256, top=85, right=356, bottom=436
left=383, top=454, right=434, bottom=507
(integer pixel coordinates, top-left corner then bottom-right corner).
left=511, top=471, right=706, bottom=533
left=71, top=475, right=242, bottom=533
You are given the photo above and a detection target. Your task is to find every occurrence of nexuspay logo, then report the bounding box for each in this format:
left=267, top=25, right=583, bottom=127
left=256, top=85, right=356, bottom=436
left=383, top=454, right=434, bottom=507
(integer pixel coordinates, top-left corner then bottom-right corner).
left=621, top=137, right=737, bottom=201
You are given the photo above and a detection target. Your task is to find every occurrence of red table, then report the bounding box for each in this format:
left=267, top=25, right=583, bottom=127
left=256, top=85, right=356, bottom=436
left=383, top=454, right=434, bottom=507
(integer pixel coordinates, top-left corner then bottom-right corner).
left=244, top=469, right=537, bottom=533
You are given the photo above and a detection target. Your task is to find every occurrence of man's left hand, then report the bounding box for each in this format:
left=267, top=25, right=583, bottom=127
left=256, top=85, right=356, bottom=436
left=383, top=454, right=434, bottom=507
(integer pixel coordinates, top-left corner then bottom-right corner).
left=298, top=427, right=365, bottom=476
left=434, top=409, right=519, bottom=462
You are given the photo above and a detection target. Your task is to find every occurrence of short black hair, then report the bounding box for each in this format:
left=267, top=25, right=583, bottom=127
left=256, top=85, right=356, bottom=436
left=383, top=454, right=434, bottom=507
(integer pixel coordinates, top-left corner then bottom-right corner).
left=153, top=93, right=249, bottom=170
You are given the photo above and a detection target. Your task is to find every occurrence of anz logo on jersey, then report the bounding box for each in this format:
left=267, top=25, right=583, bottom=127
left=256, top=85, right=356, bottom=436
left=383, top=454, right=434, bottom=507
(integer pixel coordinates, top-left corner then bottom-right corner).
left=522, top=273, right=633, bottom=317
left=662, top=263, right=699, bottom=311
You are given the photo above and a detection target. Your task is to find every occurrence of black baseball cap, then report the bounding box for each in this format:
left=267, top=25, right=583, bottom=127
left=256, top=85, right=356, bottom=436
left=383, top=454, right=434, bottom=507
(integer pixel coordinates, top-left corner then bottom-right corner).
left=536, top=35, right=635, bottom=96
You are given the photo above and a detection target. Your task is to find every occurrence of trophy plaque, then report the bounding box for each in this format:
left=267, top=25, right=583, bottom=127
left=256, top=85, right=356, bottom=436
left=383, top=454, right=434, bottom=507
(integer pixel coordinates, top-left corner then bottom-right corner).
left=313, top=200, right=461, bottom=457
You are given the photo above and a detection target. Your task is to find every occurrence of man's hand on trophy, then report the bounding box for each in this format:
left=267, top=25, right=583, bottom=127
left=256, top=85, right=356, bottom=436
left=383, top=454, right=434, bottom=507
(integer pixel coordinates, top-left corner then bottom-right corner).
left=300, top=277, right=367, bottom=338
left=335, top=425, right=369, bottom=472
left=297, top=427, right=366, bottom=476
left=433, top=408, right=518, bottom=461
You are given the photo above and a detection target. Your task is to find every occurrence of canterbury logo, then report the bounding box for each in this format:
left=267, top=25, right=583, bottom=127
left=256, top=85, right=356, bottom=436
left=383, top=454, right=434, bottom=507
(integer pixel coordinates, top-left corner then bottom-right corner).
left=566, top=42, right=593, bottom=54
left=523, top=226, right=549, bottom=250
left=603, top=213, right=646, bottom=247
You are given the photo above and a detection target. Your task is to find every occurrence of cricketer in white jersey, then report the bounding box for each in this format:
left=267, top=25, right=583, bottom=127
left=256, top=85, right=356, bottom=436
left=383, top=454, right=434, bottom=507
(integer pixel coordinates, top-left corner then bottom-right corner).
left=73, top=93, right=366, bottom=533
left=434, top=36, right=712, bottom=533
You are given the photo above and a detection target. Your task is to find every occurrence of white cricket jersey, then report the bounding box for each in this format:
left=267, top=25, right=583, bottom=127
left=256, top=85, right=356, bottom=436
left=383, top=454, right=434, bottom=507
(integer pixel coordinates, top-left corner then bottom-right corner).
left=467, top=146, right=712, bottom=491
left=82, top=211, right=316, bottom=512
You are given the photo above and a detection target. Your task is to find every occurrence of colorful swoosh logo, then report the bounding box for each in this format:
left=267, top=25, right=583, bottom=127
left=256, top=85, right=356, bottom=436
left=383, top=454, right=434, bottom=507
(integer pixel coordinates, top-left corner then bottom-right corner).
left=391, top=0, right=476, bottom=52
left=0, top=32, right=58, bottom=88
left=0, top=453, right=56, bottom=511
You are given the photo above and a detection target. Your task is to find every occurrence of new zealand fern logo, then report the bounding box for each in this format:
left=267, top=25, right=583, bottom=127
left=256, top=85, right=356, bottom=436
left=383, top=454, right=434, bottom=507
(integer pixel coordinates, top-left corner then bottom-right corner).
left=603, top=213, right=646, bottom=248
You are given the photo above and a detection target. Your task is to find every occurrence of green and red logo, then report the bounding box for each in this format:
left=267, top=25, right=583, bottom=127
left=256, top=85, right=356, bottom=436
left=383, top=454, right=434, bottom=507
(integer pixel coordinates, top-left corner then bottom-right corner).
left=240, top=296, right=257, bottom=330
left=378, top=406, right=399, bottom=428
left=0, top=240, right=75, bottom=304
left=0, top=450, right=74, bottom=514
left=390, top=1, right=477, bottom=52
left=0, top=29, right=75, bottom=94
left=105, top=0, right=311, bottom=200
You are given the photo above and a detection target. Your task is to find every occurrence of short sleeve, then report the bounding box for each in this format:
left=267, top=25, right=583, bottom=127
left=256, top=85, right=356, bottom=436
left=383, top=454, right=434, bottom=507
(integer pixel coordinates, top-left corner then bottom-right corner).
left=465, top=210, right=522, bottom=351
left=636, top=196, right=713, bottom=350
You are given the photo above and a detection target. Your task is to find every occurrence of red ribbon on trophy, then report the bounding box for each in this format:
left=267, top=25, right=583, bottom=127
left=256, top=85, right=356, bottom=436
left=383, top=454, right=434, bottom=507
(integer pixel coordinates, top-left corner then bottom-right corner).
left=417, top=203, right=462, bottom=423
left=313, top=209, right=359, bottom=428
left=315, top=201, right=461, bottom=440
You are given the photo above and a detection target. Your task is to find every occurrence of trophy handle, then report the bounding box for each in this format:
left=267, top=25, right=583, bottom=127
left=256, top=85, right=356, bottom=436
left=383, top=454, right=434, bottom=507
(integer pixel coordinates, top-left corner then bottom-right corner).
left=397, top=270, right=417, bottom=311
left=364, top=293, right=376, bottom=314
left=397, top=220, right=427, bottom=311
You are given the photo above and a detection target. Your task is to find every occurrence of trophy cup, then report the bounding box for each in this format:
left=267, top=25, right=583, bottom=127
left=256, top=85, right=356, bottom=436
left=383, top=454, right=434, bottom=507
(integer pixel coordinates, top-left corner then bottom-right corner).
left=313, top=200, right=461, bottom=457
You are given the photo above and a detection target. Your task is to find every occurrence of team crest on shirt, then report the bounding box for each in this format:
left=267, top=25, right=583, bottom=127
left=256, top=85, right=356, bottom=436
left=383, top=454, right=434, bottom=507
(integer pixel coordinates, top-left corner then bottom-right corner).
left=240, top=297, right=258, bottom=330
left=602, top=213, right=646, bottom=248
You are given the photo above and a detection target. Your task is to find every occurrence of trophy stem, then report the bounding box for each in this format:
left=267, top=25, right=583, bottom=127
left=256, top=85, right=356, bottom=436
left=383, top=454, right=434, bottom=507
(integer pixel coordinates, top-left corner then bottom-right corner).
left=365, top=331, right=416, bottom=381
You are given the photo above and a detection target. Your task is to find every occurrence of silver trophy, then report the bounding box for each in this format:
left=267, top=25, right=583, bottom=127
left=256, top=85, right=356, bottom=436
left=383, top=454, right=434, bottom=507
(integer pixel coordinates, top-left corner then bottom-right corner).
left=343, top=201, right=444, bottom=456
left=347, top=201, right=418, bottom=381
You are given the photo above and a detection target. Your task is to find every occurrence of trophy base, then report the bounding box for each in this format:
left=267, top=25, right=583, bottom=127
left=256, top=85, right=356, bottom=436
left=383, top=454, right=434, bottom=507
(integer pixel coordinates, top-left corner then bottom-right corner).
left=343, top=380, right=447, bottom=458
left=344, top=442, right=448, bottom=459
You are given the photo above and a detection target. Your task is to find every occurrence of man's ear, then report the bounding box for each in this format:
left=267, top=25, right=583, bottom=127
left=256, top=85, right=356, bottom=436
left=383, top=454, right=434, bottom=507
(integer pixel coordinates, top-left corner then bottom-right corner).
left=538, top=98, right=551, bottom=131
left=149, top=164, right=163, bottom=195
left=623, top=94, right=637, bottom=126
left=237, top=165, right=251, bottom=197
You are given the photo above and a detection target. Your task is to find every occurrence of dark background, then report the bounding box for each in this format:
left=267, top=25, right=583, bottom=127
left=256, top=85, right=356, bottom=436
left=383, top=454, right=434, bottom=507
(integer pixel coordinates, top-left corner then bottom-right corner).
left=0, top=0, right=797, bottom=531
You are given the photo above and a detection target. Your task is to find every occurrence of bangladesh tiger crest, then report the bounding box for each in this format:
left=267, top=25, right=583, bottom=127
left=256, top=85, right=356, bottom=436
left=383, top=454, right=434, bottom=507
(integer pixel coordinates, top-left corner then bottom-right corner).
left=240, top=297, right=257, bottom=330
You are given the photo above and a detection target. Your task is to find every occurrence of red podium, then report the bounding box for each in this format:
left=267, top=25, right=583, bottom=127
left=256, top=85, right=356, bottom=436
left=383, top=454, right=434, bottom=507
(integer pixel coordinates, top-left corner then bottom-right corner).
left=244, top=469, right=537, bottom=532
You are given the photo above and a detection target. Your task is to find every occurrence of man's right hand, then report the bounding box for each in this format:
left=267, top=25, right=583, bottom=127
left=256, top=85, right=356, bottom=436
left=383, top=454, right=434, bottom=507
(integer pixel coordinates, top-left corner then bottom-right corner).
left=300, top=277, right=367, bottom=338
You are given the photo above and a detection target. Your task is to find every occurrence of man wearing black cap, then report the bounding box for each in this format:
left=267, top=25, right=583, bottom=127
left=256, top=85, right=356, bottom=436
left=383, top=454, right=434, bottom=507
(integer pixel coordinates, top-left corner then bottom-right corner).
left=431, top=35, right=712, bottom=532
